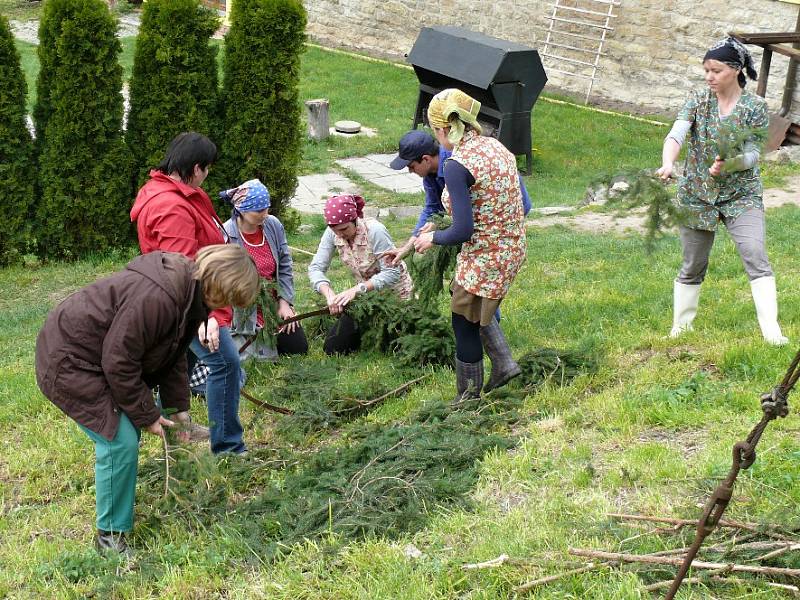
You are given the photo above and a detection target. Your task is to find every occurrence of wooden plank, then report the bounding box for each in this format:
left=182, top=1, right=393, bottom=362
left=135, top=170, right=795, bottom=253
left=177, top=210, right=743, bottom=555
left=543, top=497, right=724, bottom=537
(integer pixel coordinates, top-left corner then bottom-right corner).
left=730, top=31, right=800, bottom=44
left=757, top=47, right=772, bottom=97
left=765, top=43, right=800, bottom=60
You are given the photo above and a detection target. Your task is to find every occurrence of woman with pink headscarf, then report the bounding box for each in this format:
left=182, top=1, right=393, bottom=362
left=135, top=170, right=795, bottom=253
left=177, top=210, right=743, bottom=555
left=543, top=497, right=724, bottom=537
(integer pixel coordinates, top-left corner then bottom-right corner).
left=308, top=194, right=413, bottom=354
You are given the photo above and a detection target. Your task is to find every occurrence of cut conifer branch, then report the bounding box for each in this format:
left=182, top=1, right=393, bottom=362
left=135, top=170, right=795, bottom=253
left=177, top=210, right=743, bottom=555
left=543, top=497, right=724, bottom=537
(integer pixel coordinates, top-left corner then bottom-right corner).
left=515, top=563, right=604, bottom=594
left=592, top=169, right=689, bottom=253
left=568, top=548, right=800, bottom=578
left=240, top=389, right=294, bottom=415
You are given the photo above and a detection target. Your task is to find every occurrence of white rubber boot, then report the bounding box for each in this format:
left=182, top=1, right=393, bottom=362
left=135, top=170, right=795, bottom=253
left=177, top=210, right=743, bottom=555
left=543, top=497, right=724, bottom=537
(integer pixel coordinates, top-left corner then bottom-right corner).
left=750, top=276, right=789, bottom=345
left=670, top=281, right=701, bottom=337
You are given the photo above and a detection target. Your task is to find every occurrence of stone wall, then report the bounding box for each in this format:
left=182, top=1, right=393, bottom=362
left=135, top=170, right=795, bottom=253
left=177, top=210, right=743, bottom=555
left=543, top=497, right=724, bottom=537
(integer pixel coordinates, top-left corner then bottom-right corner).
left=302, top=0, right=800, bottom=121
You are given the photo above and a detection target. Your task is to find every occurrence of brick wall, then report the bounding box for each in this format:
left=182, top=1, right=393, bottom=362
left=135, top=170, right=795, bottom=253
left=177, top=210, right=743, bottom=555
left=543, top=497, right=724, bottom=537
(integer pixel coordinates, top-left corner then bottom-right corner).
left=301, top=0, right=800, bottom=120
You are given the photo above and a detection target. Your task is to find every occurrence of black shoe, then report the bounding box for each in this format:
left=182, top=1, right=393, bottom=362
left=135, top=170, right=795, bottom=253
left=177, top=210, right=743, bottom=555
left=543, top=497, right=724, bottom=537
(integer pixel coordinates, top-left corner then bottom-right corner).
left=95, top=530, right=130, bottom=556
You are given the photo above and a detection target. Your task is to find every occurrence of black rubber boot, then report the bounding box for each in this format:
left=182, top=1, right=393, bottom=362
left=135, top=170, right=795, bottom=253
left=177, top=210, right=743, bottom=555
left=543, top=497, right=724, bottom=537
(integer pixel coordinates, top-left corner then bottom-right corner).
left=95, top=530, right=130, bottom=556
left=453, top=358, right=484, bottom=404
left=480, top=320, right=521, bottom=393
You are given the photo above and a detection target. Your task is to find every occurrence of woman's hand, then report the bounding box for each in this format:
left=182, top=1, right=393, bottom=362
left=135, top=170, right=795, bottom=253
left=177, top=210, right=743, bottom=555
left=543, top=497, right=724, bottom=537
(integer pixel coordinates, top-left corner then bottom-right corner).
left=172, top=411, right=191, bottom=443
left=413, top=231, right=435, bottom=254
left=320, top=284, right=342, bottom=315
left=277, top=299, right=297, bottom=333
left=144, top=415, right=175, bottom=437
left=332, top=286, right=359, bottom=310
left=656, top=162, right=674, bottom=181
left=198, top=318, right=220, bottom=352
left=418, top=222, right=436, bottom=234
left=382, top=238, right=415, bottom=266
left=709, top=156, right=725, bottom=177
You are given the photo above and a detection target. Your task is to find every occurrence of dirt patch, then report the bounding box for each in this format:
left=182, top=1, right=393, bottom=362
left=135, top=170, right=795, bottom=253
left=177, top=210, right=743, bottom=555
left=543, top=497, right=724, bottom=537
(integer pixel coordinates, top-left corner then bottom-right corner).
left=528, top=210, right=649, bottom=235
left=529, top=174, right=800, bottom=235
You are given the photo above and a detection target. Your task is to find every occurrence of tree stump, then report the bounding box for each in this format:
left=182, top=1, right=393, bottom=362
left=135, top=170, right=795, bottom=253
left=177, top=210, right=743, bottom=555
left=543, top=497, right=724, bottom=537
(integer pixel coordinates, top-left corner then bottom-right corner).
left=305, top=98, right=330, bottom=141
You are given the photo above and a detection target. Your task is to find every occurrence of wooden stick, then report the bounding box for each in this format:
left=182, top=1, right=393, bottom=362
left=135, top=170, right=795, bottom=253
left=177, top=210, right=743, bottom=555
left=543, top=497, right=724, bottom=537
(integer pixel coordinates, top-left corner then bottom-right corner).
left=753, top=543, right=800, bottom=562
left=288, top=245, right=315, bottom=257
left=606, top=512, right=761, bottom=532
left=462, top=554, right=510, bottom=570
left=568, top=548, right=800, bottom=578
left=278, top=307, right=332, bottom=326
left=515, top=563, right=604, bottom=593
left=710, top=577, right=800, bottom=595
left=643, top=565, right=733, bottom=592
left=160, top=431, right=171, bottom=499
left=343, top=374, right=431, bottom=412
left=240, top=389, right=294, bottom=415
left=606, top=512, right=792, bottom=539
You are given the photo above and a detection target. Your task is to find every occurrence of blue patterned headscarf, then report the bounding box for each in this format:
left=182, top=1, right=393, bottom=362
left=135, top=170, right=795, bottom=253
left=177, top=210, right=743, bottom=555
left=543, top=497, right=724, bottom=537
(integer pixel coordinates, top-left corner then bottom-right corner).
left=704, top=37, right=757, bottom=88
left=219, top=179, right=271, bottom=213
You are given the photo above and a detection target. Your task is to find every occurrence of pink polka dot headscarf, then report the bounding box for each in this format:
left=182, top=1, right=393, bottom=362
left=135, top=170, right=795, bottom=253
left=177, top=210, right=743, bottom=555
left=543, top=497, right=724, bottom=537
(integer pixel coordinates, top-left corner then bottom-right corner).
left=323, top=194, right=365, bottom=225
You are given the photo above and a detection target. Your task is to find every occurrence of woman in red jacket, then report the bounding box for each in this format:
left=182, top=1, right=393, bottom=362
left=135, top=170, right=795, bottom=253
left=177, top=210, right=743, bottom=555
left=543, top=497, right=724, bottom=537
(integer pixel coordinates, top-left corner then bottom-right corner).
left=130, top=132, right=246, bottom=455
left=35, top=245, right=259, bottom=554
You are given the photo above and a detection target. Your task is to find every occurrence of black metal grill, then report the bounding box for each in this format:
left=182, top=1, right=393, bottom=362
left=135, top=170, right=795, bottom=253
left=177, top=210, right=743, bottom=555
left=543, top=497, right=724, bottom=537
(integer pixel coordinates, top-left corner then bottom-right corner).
left=407, top=26, right=547, bottom=174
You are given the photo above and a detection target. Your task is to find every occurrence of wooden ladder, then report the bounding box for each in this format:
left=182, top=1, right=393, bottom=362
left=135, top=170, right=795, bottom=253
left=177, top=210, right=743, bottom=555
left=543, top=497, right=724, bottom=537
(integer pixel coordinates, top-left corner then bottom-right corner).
left=539, top=0, right=620, bottom=104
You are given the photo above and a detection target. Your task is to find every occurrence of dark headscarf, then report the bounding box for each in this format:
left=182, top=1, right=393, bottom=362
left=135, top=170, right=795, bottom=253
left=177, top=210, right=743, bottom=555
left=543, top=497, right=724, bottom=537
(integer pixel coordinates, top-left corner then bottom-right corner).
left=703, top=36, right=757, bottom=88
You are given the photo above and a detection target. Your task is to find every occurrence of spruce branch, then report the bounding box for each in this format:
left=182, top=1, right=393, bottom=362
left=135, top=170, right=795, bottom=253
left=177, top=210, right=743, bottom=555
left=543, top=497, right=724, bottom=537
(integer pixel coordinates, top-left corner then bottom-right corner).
left=593, top=169, right=689, bottom=253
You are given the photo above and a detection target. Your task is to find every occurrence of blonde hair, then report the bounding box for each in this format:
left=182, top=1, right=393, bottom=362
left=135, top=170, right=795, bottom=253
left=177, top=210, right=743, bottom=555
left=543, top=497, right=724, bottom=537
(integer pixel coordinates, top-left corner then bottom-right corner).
left=194, top=244, right=259, bottom=308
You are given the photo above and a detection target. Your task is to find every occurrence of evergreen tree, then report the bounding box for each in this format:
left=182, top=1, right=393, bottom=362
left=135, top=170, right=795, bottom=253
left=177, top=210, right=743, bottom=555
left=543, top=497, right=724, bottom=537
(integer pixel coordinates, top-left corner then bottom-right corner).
left=126, top=0, right=220, bottom=188
left=215, top=0, right=306, bottom=220
left=34, top=0, right=132, bottom=258
left=0, top=15, right=35, bottom=262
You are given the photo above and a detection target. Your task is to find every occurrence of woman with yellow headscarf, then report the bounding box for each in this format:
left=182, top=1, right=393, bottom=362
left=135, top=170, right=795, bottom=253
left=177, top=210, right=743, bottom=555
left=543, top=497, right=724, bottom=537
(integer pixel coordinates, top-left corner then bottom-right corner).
left=414, top=88, right=527, bottom=401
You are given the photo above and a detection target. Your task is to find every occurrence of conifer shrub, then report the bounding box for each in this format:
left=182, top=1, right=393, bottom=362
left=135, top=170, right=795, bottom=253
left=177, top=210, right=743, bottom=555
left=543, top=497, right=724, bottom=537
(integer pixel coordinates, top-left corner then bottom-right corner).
left=215, top=0, right=306, bottom=222
left=0, top=15, right=35, bottom=263
left=126, top=0, right=220, bottom=188
left=34, top=0, right=133, bottom=258
left=32, top=0, right=66, bottom=153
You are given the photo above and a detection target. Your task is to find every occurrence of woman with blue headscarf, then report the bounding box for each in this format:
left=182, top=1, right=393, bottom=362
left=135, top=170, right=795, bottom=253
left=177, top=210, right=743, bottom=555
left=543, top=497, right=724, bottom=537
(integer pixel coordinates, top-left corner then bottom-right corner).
left=222, top=179, right=308, bottom=358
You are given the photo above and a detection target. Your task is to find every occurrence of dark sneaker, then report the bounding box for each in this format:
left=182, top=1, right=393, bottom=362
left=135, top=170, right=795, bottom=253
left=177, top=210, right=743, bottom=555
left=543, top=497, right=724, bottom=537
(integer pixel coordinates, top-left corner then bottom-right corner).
left=95, top=530, right=130, bottom=556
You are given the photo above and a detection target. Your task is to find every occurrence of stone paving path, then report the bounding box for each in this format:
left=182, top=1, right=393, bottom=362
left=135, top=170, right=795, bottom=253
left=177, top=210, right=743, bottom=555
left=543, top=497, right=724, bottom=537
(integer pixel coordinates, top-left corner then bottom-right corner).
left=291, top=153, right=423, bottom=215
left=335, top=154, right=423, bottom=194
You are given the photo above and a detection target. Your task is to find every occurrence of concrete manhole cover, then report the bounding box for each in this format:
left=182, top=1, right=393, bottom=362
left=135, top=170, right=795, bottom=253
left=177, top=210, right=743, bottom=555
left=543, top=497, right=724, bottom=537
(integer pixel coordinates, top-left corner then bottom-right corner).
left=334, top=120, right=362, bottom=134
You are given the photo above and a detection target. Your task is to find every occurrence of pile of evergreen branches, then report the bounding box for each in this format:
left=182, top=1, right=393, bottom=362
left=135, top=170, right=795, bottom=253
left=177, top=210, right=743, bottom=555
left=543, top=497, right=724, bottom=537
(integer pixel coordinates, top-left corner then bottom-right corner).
left=345, top=290, right=455, bottom=367
left=516, top=347, right=599, bottom=389
left=241, top=393, right=519, bottom=549
left=265, top=361, right=409, bottom=438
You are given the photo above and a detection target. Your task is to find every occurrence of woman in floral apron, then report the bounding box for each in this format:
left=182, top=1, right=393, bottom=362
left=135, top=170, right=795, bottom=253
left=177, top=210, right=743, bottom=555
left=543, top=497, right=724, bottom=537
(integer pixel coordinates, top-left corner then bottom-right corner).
left=414, top=89, right=527, bottom=399
left=658, top=37, right=788, bottom=345
left=308, top=194, right=413, bottom=354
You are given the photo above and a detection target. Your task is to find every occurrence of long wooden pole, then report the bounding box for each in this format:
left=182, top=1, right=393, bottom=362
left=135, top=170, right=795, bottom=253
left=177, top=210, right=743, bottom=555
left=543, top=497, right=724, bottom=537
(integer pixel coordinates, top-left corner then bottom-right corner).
left=568, top=548, right=800, bottom=578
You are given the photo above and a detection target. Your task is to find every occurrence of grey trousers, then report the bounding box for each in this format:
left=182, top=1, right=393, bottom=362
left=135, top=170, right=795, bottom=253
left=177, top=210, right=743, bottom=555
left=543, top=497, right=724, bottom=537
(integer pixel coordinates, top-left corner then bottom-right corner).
left=677, top=208, right=773, bottom=284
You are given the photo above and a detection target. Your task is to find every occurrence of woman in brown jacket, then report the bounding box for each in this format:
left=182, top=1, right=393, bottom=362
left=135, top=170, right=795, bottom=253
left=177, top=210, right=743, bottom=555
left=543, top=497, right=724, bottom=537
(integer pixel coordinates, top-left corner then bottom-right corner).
left=35, top=245, right=258, bottom=554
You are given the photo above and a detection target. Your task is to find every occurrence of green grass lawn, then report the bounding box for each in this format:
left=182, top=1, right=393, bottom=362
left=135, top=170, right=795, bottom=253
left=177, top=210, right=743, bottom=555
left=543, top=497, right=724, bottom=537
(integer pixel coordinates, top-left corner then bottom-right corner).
left=0, top=0, right=41, bottom=21
left=2, top=207, right=800, bottom=598
left=5, top=21, right=800, bottom=599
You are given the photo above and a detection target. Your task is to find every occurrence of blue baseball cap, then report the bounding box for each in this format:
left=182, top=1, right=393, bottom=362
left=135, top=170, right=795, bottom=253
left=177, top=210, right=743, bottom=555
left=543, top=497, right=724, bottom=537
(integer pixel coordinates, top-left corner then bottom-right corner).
left=389, top=130, right=438, bottom=170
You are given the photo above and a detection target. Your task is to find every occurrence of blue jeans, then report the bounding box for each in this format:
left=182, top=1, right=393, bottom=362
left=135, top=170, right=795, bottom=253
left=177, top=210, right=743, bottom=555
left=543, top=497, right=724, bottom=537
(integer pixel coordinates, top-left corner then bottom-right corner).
left=190, top=327, right=246, bottom=454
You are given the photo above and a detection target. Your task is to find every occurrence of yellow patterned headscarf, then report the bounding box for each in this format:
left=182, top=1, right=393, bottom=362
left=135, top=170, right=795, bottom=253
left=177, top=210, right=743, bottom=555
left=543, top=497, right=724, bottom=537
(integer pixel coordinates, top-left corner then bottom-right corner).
left=427, top=88, right=482, bottom=144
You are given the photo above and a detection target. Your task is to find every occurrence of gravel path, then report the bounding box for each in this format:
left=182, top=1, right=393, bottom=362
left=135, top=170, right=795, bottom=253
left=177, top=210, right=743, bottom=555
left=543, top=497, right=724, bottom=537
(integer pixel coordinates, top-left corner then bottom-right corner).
left=10, top=13, right=140, bottom=45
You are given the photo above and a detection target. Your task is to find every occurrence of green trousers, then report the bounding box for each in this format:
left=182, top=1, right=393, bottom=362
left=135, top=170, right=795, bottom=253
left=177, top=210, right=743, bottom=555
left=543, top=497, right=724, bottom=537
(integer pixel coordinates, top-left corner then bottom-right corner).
left=79, top=413, right=140, bottom=532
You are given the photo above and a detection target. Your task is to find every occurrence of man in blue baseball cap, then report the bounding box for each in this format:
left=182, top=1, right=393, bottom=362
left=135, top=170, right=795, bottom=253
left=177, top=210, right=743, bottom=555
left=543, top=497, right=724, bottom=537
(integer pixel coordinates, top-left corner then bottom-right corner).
left=386, top=129, right=531, bottom=264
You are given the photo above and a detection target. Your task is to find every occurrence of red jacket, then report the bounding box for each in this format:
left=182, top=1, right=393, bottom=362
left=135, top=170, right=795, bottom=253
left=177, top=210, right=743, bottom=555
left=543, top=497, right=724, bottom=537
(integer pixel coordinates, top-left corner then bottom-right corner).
left=131, top=170, right=232, bottom=325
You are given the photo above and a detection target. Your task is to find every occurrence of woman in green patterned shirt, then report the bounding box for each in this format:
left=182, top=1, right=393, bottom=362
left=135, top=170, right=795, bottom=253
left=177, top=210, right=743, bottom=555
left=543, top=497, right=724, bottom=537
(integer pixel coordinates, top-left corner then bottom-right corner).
left=657, top=37, right=788, bottom=345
